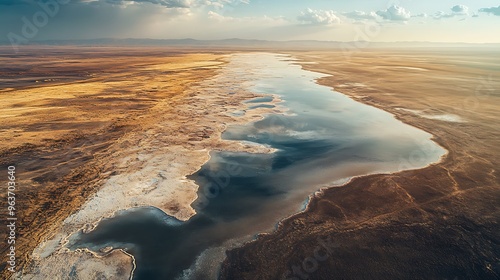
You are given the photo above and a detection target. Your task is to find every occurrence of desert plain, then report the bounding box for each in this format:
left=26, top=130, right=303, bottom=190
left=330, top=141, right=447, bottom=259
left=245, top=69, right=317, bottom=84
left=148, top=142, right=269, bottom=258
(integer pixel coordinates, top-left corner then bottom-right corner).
left=0, top=46, right=499, bottom=279
left=222, top=49, right=500, bottom=279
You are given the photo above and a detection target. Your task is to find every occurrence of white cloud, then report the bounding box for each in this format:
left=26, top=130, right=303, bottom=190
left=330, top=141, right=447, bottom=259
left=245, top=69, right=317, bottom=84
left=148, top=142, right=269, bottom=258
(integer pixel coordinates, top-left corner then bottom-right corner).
left=342, top=10, right=379, bottom=21
left=81, top=0, right=248, bottom=9
left=479, top=5, right=500, bottom=16
left=376, top=5, right=411, bottom=21
left=104, top=0, right=193, bottom=8
left=208, top=10, right=229, bottom=20
left=434, top=4, right=469, bottom=19
left=200, top=0, right=249, bottom=9
left=297, top=8, right=341, bottom=25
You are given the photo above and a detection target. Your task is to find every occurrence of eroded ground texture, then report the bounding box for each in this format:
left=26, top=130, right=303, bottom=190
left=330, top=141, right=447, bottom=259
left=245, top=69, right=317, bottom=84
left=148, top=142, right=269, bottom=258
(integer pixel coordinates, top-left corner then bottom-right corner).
left=220, top=50, right=500, bottom=279
left=1, top=47, right=498, bottom=280
left=0, top=47, right=281, bottom=279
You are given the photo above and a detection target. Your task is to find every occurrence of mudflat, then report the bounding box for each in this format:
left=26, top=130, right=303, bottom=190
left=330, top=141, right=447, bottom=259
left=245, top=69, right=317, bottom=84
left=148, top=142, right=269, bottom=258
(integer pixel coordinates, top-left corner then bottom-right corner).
left=220, top=49, right=500, bottom=279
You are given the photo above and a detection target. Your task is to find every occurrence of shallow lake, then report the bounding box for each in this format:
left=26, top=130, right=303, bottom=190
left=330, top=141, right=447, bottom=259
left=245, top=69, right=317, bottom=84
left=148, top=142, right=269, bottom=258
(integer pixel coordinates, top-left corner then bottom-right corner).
left=67, top=53, right=446, bottom=280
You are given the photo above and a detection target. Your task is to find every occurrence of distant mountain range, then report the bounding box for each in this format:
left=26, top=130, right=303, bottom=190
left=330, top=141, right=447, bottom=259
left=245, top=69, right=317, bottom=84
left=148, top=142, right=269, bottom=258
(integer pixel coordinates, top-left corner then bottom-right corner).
left=2, top=38, right=499, bottom=49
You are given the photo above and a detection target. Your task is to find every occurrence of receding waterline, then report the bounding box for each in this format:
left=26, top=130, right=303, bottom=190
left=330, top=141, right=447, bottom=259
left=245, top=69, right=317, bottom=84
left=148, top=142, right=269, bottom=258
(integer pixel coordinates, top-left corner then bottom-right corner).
left=67, top=53, right=446, bottom=280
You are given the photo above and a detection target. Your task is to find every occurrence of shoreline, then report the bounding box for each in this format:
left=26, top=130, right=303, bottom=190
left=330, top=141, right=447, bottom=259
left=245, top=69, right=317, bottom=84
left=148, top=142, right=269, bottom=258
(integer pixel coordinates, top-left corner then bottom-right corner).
left=2, top=50, right=238, bottom=279
left=4, top=49, right=497, bottom=279
left=15, top=53, right=288, bottom=279
left=222, top=55, right=452, bottom=258
left=219, top=50, right=499, bottom=279
left=142, top=52, right=450, bottom=279
left=108, top=52, right=450, bottom=279
left=0, top=51, right=232, bottom=279
left=49, top=51, right=440, bottom=279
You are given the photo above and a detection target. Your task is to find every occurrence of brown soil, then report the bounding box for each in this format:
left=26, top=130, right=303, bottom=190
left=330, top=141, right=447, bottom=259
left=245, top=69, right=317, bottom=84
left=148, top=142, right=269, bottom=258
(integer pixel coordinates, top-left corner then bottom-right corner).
left=0, top=46, right=228, bottom=278
left=220, top=49, right=500, bottom=279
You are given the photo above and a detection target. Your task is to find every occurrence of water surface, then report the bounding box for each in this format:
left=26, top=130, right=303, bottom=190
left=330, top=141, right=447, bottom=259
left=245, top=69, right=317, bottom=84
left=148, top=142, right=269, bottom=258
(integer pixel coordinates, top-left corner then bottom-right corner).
left=68, top=54, right=445, bottom=280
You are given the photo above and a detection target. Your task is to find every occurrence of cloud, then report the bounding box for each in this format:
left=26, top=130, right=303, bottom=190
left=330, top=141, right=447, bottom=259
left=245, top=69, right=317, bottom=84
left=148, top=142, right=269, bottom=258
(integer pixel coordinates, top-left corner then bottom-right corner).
left=479, top=5, right=500, bottom=16
left=102, top=0, right=193, bottom=8
left=342, top=10, right=379, bottom=21
left=199, top=0, right=249, bottom=9
left=412, top=13, right=427, bottom=18
left=207, top=10, right=228, bottom=20
left=451, top=4, right=468, bottom=15
left=376, top=5, right=411, bottom=21
left=72, top=0, right=247, bottom=9
left=433, top=11, right=453, bottom=19
left=434, top=4, right=469, bottom=19
left=297, top=8, right=341, bottom=25
left=0, top=0, right=33, bottom=5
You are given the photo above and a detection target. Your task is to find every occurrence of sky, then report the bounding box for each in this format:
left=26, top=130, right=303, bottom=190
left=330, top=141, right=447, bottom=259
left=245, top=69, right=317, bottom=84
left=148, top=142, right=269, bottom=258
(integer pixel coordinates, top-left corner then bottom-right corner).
left=1, top=0, right=500, bottom=43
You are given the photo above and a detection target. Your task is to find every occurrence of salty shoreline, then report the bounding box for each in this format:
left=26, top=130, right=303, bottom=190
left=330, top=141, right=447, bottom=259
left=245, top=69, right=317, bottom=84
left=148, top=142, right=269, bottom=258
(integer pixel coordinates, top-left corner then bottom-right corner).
left=17, top=51, right=450, bottom=279
left=86, top=52, right=447, bottom=280
left=14, top=53, right=288, bottom=279
left=0, top=49, right=240, bottom=279
left=2, top=48, right=497, bottom=279
left=212, top=54, right=452, bottom=273
left=220, top=50, right=500, bottom=279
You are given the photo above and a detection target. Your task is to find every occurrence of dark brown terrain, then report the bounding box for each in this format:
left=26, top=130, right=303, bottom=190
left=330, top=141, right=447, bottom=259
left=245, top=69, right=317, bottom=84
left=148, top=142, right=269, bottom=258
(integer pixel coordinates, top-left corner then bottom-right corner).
left=220, top=50, right=500, bottom=279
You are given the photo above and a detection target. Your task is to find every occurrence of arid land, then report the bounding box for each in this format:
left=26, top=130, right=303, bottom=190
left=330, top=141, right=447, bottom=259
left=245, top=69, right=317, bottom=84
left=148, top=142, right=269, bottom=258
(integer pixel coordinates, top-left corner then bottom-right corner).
left=0, top=47, right=281, bottom=278
left=0, top=47, right=498, bottom=279
left=0, top=47, right=225, bottom=278
left=221, top=50, right=500, bottom=279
